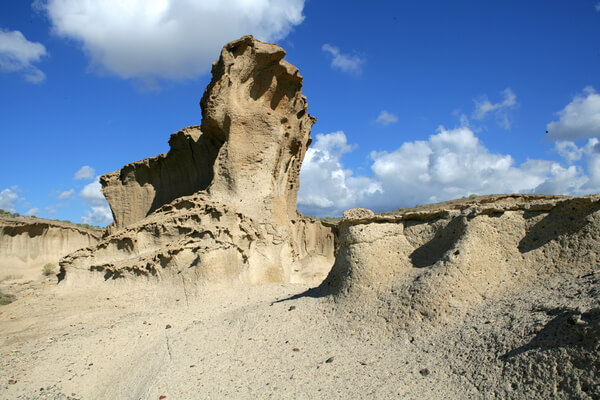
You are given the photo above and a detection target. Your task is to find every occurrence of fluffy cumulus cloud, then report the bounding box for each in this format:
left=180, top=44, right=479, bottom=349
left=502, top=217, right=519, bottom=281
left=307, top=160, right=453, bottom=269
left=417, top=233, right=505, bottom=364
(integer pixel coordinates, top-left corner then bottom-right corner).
left=472, top=88, right=517, bottom=129
left=0, top=29, right=47, bottom=83
left=369, top=127, right=553, bottom=208
left=38, top=0, right=305, bottom=81
left=546, top=87, right=600, bottom=140
left=298, top=129, right=600, bottom=216
left=74, top=165, right=95, bottom=180
left=0, top=187, right=19, bottom=212
left=297, top=131, right=382, bottom=216
left=322, top=44, right=365, bottom=75
left=376, top=110, right=398, bottom=126
left=80, top=178, right=113, bottom=225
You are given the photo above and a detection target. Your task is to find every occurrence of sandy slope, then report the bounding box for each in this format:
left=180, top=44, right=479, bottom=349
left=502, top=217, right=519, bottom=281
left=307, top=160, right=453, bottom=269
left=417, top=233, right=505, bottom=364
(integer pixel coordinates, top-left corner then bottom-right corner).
left=1, top=270, right=598, bottom=399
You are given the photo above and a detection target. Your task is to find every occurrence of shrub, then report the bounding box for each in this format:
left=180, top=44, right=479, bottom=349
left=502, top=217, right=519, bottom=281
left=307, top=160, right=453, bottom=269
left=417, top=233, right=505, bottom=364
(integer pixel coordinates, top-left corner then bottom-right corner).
left=42, top=263, right=57, bottom=276
left=469, top=194, right=478, bottom=199
left=0, top=290, right=16, bottom=306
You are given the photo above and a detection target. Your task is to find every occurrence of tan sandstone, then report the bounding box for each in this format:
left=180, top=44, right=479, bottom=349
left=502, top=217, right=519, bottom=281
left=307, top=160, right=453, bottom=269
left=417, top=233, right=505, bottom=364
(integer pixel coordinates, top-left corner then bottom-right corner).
left=61, top=36, right=334, bottom=286
left=0, top=216, right=102, bottom=282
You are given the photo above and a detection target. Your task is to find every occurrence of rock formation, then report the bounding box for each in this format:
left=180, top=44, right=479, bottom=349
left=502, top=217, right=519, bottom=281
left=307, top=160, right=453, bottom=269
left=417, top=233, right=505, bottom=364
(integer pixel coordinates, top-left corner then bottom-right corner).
left=0, top=216, right=102, bottom=280
left=60, top=36, right=335, bottom=285
left=100, top=126, right=220, bottom=234
left=101, top=36, right=314, bottom=232
left=319, top=194, right=600, bottom=333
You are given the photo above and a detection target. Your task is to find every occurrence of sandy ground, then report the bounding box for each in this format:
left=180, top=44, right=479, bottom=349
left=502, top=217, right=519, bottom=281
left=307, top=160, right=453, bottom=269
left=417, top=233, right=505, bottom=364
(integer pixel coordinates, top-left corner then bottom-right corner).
left=1, top=271, right=598, bottom=399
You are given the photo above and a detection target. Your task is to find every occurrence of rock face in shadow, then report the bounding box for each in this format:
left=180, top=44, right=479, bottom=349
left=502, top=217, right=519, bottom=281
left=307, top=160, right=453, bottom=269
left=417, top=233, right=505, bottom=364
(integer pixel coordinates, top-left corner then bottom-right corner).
left=61, top=36, right=335, bottom=286
left=0, top=216, right=102, bottom=280
left=101, top=126, right=222, bottom=233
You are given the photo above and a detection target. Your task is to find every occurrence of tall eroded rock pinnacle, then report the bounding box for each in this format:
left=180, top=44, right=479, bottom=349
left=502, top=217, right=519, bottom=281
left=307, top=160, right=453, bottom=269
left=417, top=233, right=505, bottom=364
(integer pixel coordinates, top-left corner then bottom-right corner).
left=60, top=36, right=335, bottom=285
left=101, top=36, right=315, bottom=232
left=201, top=36, right=315, bottom=224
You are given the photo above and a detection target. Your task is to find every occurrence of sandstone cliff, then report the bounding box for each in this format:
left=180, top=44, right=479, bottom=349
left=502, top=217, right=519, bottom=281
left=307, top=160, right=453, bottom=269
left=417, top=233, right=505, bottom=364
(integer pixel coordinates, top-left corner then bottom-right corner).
left=101, top=126, right=221, bottom=233
left=61, top=36, right=335, bottom=285
left=319, top=194, right=599, bottom=332
left=0, top=216, right=102, bottom=280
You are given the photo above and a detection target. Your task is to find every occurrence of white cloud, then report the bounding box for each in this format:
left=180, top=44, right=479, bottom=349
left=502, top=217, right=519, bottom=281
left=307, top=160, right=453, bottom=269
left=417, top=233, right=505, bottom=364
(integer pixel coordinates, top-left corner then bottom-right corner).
left=322, top=44, right=365, bottom=75
left=80, top=178, right=107, bottom=206
left=555, top=141, right=583, bottom=163
left=74, top=165, right=95, bottom=180
left=82, top=206, right=113, bottom=226
left=39, top=0, right=305, bottom=81
left=472, top=88, right=517, bottom=129
left=546, top=87, right=600, bottom=140
left=80, top=177, right=113, bottom=225
left=24, top=208, right=40, bottom=217
left=298, top=127, right=600, bottom=216
left=369, top=126, right=550, bottom=208
left=0, top=188, right=19, bottom=212
left=376, top=110, right=398, bottom=126
left=0, top=29, right=47, bottom=83
left=57, top=189, right=75, bottom=200
left=298, top=131, right=382, bottom=216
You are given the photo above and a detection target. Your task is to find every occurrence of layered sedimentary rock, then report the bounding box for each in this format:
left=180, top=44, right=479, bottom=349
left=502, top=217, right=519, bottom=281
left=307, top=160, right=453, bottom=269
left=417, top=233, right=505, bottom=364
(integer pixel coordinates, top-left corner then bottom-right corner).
left=101, top=126, right=221, bottom=233
left=0, top=216, right=101, bottom=279
left=320, top=194, right=600, bottom=332
left=61, top=36, right=335, bottom=285
left=61, top=193, right=334, bottom=285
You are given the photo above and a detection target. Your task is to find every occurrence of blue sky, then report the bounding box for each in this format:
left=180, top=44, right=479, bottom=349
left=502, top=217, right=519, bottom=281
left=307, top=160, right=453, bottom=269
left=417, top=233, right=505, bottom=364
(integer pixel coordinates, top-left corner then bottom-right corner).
left=1, top=1, right=600, bottom=225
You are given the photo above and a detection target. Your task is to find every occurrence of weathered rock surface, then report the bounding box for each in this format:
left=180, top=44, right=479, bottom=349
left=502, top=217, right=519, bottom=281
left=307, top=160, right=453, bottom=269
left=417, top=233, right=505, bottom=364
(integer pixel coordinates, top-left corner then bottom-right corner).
left=61, top=193, right=334, bottom=285
left=321, top=194, right=600, bottom=331
left=306, top=193, right=600, bottom=397
left=102, top=36, right=314, bottom=232
left=101, top=126, right=221, bottom=233
left=0, top=216, right=102, bottom=280
left=61, top=36, right=334, bottom=285
left=200, top=36, right=315, bottom=224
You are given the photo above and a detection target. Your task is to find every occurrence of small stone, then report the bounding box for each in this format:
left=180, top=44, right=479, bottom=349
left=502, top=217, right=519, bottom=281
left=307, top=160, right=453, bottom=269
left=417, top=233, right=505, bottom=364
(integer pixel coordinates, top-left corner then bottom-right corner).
left=419, top=368, right=430, bottom=376
left=165, top=324, right=172, bottom=329
left=325, top=357, right=334, bottom=363
left=288, top=306, right=296, bottom=311
left=342, top=208, right=374, bottom=220
left=292, top=348, right=300, bottom=352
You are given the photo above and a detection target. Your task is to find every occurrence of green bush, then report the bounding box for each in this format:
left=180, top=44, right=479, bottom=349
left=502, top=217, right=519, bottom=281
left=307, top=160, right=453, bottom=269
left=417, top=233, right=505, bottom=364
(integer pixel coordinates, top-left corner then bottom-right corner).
left=0, top=290, right=16, bottom=306
left=42, top=263, right=57, bottom=276
left=469, top=194, right=478, bottom=199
